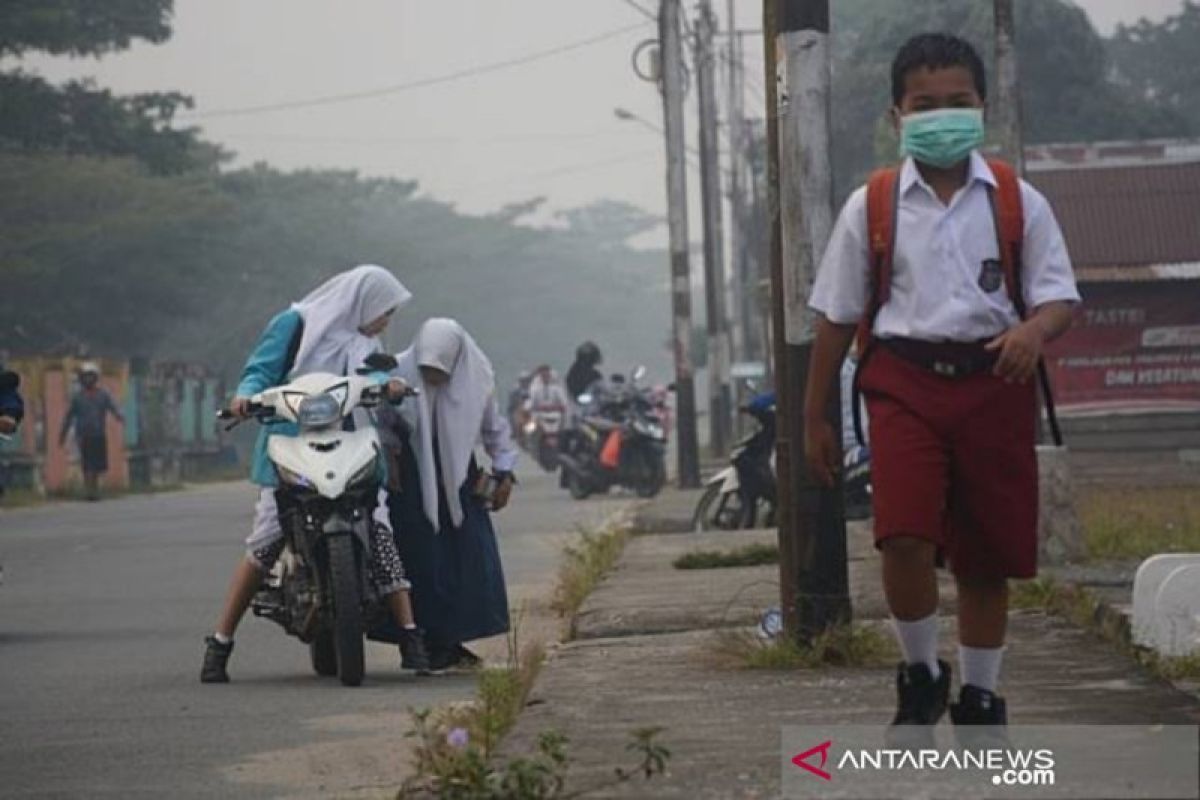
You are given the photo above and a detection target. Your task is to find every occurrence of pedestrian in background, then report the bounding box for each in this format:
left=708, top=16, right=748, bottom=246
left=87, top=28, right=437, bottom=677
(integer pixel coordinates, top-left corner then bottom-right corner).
left=59, top=363, right=124, bottom=501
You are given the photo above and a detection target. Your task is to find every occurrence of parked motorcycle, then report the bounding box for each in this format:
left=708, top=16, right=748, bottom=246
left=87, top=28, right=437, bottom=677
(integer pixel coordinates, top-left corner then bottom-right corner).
left=692, top=391, right=873, bottom=531
left=218, top=367, right=411, bottom=687
left=558, top=366, right=667, bottom=500
left=693, top=392, right=777, bottom=531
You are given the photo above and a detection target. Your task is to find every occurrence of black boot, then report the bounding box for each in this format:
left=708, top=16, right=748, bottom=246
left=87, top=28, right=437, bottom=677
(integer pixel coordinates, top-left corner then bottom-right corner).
left=398, top=628, right=433, bottom=676
left=950, top=685, right=1010, bottom=750
left=200, top=635, right=233, bottom=683
left=885, top=659, right=951, bottom=750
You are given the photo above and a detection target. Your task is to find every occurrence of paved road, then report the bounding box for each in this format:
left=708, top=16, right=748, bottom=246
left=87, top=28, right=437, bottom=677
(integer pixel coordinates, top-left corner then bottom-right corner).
left=0, top=465, right=632, bottom=799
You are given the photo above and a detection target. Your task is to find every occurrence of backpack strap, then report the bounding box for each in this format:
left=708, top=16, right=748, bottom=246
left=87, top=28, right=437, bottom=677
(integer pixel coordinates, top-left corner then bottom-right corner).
left=986, top=158, right=1064, bottom=447
left=858, top=167, right=902, bottom=352
left=986, top=159, right=1027, bottom=317
left=850, top=167, right=901, bottom=447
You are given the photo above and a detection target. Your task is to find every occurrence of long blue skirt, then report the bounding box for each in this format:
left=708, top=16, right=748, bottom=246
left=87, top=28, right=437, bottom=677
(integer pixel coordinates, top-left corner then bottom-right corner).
left=371, top=456, right=510, bottom=647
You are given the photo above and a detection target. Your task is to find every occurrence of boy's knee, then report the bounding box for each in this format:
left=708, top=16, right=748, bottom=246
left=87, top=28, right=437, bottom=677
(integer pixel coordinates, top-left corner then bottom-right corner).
left=880, top=535, right=938, bottom=565
left=955, top=572, right=1008, bottom=595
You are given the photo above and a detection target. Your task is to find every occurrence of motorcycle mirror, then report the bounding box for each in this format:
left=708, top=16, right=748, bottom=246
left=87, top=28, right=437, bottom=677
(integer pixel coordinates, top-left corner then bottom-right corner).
left=666, top=383, right=677, bottom=392
left=359, top=352, right=399, bottom=374
left=0, top=371, right=19, bottom=392
left=632, top=365, right=647, bottom=382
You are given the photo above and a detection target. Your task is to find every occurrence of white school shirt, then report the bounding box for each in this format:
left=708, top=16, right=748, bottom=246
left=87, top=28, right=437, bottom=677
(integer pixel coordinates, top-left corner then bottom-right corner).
left=809, top=152, right=1080, bottom=342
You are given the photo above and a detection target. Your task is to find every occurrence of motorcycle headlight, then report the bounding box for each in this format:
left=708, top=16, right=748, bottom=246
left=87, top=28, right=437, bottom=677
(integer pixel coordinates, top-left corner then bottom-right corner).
left=297, top=393, right=342, bottom=429
left=276, top=464, right=313, bottom=489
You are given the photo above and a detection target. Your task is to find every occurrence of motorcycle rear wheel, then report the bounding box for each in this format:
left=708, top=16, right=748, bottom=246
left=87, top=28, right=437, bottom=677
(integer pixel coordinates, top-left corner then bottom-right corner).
left=327, top=535, right=365, bottom=687
left=309, top=630, right=337, bottom=677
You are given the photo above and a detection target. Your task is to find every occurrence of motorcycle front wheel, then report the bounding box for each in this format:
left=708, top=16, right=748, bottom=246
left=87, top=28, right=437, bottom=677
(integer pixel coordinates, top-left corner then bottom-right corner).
left=566, top=469, right=591, bottom=501
left=634, top=452, right=666, bottom=498
left=327, top=535, right=365, bottom=687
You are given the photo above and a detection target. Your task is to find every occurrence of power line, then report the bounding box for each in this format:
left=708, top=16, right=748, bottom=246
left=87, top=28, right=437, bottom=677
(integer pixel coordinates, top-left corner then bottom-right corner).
left=179, top=22, right=650, bottom=121
left=616, top=0, right=656, bottom=21
left=216, top=130, right=648, bottom=147
left=453, top=149, right=661, bottom=192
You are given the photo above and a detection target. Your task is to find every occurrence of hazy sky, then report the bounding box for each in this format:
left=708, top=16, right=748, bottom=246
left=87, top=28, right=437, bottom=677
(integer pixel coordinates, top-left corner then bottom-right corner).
left=18, top=0, right=1185, bottom=222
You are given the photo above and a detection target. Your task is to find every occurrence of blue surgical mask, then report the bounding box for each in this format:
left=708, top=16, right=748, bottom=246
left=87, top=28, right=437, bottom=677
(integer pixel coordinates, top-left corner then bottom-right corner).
left=899, top=108, right=985, bottom=168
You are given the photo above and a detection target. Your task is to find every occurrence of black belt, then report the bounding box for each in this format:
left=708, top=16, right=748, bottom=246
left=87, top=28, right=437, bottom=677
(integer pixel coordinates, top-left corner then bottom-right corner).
left=879, top=337, right=998, bottom=379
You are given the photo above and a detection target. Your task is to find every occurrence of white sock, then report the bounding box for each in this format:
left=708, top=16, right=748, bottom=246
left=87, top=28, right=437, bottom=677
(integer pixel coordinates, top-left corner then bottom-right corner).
left=959, top=645, right=1004, bottom=692
left=213, top=632, right=233, bottom=645
left=892, top=614, right=940, bottom=679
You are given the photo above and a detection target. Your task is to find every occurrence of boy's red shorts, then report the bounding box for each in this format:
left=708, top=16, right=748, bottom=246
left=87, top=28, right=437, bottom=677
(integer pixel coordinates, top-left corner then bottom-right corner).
left=860, top=346, right=1039, bottom=579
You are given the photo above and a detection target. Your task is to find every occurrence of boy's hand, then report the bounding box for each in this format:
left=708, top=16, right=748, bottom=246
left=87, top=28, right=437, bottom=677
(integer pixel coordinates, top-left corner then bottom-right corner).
left=986, top=320, right=1044, bottom=384
left=804, top=418, right=841, bottom=488
left=0, top=416, right=16, bottom=435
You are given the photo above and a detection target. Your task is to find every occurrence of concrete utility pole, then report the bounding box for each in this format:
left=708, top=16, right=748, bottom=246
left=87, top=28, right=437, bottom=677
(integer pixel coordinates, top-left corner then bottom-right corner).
left=992, top=0, right=1025, bottom=174
left=726, top=2, right=756, bottom=368
left=695, top=0, right=733, bottom=458
left=992, top=0, right=1086, bottom=564
left=660, top=0, right=702, bottom=489
left=767, top=0, right=850, bottom=639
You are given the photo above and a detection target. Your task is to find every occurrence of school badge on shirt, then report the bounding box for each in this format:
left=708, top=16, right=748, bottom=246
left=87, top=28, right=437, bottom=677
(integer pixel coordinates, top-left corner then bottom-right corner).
left=979, top=259, right=1003, bottom=293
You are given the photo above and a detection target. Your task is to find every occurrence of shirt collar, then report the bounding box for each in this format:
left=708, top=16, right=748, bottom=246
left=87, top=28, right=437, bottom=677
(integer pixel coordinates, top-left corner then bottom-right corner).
left=898, top=150, right=997, bottom=196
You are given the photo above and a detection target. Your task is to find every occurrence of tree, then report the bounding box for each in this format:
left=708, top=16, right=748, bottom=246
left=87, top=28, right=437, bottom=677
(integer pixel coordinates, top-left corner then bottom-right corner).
left=827, top=0, right=1191, bottom=198
left=0, top=0, right=171, bottom=57
left=1109, top=1, right=1200, bottom=134
left=0, top=0, right=219, bottom=173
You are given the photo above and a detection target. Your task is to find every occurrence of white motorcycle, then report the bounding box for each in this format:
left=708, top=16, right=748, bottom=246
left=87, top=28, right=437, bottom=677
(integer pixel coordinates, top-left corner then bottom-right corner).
left=219, top=368, right=412, bottom=687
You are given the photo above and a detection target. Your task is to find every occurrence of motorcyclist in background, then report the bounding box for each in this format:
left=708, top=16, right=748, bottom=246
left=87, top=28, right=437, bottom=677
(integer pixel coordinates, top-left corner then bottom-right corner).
left=565, top=341, right=604, bottom=401
left=0, top=364, right=22, bottom=438
left=507, top=370, right=533, bottom=448
left=0, top=364, right=24, bottom=499
left=526, top=364, right=571, bottom=413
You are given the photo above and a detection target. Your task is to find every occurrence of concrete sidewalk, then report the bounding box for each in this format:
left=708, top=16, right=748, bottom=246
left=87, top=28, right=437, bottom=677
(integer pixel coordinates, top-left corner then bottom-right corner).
left=503, top=511, right=1200, bottom=798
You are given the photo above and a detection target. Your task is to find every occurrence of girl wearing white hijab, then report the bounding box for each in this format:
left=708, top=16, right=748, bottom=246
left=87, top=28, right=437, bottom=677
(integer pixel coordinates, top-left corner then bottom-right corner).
left=382, top=318, right=518, bottom=670
left=201, top=265, right=431, bottom=683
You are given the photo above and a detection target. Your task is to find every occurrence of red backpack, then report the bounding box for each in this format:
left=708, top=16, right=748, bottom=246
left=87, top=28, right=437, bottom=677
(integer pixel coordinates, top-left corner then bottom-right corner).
left=850, top=158, right=1062, bottom=446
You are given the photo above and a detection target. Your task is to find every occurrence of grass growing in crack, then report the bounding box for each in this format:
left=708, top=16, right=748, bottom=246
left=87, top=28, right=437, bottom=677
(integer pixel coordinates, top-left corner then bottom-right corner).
left=551, top=523, right=630, bottom=620
left=1079, top=486, right=1200, bottom=561
left=400, top=614, right=669, bottom=799
left=710, top=623, right=897, bottom=670
left=673, top=542, right=779, bottom=570
left=1010, top=576, right=1200, bottom=685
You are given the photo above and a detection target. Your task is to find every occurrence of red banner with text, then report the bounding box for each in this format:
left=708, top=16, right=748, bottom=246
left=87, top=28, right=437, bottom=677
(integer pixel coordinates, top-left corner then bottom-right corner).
left=1045, top=283, right=1200, bottom=415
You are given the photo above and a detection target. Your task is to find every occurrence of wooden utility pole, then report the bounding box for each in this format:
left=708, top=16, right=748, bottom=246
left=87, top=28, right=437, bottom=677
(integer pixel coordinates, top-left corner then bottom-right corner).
left=660, top=0, right=702, bottom=488
left=696, top=0, right=733, bottom=457
left=767, top=0, right=850, bottom=639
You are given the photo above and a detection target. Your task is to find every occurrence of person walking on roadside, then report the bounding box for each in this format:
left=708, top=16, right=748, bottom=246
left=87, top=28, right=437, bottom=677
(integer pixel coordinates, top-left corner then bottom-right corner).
left=803, top=34, right=1079, bottom=745
left=59, top=363, right=124, bottom=501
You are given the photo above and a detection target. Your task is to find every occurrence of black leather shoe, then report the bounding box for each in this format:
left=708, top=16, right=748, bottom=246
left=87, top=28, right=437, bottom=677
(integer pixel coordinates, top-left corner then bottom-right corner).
left=200, top=635, right=233, bottom=683
left=950, top=684, right=1011, bottom=750
left=398, top=629, right=433, bottom=676
left=885, top=659, right=951, bottom=750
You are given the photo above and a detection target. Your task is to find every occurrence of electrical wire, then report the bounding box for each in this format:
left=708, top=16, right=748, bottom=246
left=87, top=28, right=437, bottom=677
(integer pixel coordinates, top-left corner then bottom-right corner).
left=179, top=21, right=649, bottom=120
